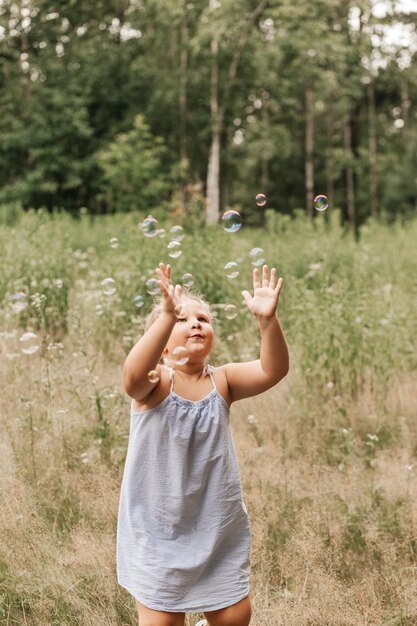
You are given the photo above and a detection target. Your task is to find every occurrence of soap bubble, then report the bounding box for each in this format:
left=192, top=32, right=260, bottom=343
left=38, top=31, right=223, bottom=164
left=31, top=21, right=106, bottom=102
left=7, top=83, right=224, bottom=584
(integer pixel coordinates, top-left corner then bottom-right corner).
left=95, top=304, right=104, bottom=316
left=19, top=332, right=40, bottom=355
left=224, top=304, right=238, bottom=320
left=146, top=278, right=160, bottom=296
left=158, top=228, right=166, bottom=238
left=101, top=277, right=117, bottom=296
left=110, top=237, right=119, bottom=249
left=224, top=261, right=239, bottom=279
left=222, top=209, right=242, bottom=233
left=167, top=241, right=182, bottom=259
left=314, top=194, right=328, bottom=211
left=249, top=248, right=265, bottom=267
left=147, top=369, right=160, bottom=384
left=133, top=295, right=145, bottom=308
left=170, top=225, right=185, bottom=242
left=12, top=292, right=28, bottom=313
left=140, top=215, right=159, bottom=237
left=255, top=193, right=267, bottom=207
left=172, top=346, right=189, bottom=366
left=182, top=273, right=194, bottom=287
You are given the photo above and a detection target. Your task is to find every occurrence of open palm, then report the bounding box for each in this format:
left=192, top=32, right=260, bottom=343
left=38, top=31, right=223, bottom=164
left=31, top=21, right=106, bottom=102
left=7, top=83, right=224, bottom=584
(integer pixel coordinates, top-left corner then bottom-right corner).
left=242, top=265, right=283, bottom=318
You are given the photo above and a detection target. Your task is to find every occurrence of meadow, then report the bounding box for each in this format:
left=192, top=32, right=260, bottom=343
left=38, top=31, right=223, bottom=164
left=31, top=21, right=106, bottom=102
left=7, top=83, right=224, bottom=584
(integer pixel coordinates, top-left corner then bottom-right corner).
left=0, top=207, right=416, bottom=626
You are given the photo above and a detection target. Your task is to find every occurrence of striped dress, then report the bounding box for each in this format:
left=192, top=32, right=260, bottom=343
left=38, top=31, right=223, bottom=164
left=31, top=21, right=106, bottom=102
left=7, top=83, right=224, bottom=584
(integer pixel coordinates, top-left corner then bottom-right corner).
left=116, top=365, right=251, bottom=613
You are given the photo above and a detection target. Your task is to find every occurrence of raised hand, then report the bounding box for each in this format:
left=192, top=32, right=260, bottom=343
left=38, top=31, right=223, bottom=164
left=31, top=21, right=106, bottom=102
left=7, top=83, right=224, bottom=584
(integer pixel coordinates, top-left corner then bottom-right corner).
left=241, top=265, right=283, bottom=319
left=155, top=263, right=182, bottom=315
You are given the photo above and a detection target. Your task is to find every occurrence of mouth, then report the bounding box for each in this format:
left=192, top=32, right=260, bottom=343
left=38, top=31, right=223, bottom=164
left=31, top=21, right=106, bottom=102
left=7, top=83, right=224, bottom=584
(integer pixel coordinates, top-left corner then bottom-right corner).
left=190, top=333, right=204, bottom=339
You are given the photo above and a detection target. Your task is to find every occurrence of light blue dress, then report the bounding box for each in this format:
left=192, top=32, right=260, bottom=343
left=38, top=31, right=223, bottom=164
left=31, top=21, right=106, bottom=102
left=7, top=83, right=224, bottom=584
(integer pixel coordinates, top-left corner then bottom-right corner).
left=116, top=365, right=251, bottom=613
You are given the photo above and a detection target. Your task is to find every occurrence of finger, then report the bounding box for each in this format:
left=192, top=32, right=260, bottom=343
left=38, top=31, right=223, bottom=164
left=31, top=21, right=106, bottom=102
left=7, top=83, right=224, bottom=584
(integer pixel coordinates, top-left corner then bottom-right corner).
left=174, top=284, right=182, bottom=299
left=241, top=290, right=252, bottom=304
left=275, top=277, right=283, bottom=295
left=156, top=268, right=169, bottom=288
left=262, top=264, right=269, bottom=288
left=157, top=279, right=169, bottom=295
left=253, top=268, right=261, bottom=289
left=166, top=264, right=171, bottom=280
left=269, top=267, right=277, bottom=289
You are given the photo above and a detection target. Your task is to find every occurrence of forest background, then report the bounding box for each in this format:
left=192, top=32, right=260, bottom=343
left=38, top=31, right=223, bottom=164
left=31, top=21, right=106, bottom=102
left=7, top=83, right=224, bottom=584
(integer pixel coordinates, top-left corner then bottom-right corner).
left=1, top=1, right=417, bottom=625
left=1, top=0, right=417, bottom=227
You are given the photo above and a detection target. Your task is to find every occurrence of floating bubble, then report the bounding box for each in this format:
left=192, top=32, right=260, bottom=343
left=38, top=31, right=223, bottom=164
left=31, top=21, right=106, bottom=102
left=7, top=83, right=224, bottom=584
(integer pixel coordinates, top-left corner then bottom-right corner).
left=158, top=228, right=166, bottom=238
left=224, top=304, right=238, bottom=320
left=170, top=225, right=185, bottom=242
left=133, top=295, right=145, bottom=308
left=101, top=277, right=117, bottom=296
left=222, top=209, right=242, bottom=233
left=224, top=261, right=239, bottom=279
left=167, top=241, right=182, bottom=259
left=54, top=279, right=63, bottom=288
left=19, top=332, right=40, bottom=355
left=172, top=346, right=189, bottom=366
left=12, top=292, right=28, bottom=313
left=140, top=215, right=159, bottom=237
left=110, top=237, right=119, bottom=249
left=249, top=247, right=265, bottom=267
left=95, top=304, right=104, bottom=316
left=146, top=278, right=160, bottom=296
left=182, top=273, right=194, bottom=287
left=255, top=193, right=267, bottom=207
left=147, top=369, right=160, bottom=384
left=314, top=194, right=328, bottom=212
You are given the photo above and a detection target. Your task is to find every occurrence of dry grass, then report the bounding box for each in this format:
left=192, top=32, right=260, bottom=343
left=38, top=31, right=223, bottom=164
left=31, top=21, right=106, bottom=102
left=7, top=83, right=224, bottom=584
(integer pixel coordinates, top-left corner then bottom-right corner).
left=1, top=338, right=416, bottom=625
left=1, top=212, right=417, bottom=624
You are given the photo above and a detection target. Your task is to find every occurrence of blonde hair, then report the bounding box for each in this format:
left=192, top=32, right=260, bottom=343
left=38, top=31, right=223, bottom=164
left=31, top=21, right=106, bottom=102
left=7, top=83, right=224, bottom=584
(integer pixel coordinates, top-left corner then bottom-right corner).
left=144, top=289, right=213, bottom=332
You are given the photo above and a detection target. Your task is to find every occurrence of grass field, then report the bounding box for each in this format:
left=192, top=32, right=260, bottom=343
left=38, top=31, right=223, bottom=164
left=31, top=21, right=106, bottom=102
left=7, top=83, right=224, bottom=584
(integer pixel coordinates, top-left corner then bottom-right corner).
left=1, top=207, right=416, bottom=625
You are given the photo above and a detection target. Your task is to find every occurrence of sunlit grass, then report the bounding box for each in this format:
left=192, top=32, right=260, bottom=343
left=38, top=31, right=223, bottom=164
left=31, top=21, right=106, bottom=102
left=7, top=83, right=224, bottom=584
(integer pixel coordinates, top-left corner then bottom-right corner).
left=0, top=207, right=416, bottom=624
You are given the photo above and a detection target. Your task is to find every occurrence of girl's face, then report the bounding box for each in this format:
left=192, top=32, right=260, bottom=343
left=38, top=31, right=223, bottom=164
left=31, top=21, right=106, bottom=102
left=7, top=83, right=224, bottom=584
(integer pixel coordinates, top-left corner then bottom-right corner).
left=164, top=299, right=214, bottom=364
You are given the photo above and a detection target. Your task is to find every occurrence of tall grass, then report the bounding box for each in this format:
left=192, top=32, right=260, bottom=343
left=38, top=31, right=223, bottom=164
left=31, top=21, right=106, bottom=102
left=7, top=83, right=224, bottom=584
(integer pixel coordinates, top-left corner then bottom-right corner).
left=1, top=208, right=416, bottom=625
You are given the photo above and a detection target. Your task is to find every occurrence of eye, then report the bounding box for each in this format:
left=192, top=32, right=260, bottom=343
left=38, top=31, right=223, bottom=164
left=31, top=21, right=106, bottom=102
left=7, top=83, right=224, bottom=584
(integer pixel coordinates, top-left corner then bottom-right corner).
left=176, top=317, right=186, bottom=323
left=198, top=316, right=208, bottom=322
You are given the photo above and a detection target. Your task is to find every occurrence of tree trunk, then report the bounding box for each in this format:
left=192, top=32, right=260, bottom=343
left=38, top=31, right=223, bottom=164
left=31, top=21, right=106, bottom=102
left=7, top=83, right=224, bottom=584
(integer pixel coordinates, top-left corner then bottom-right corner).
left=206, top=35, right=221, bottom=225
left=368, top=81, right=377, bottom=219
left=305, top=88, right=314, bottom=218
left=179, top=1, right=189, bottom=211
left=344, top=116, right=356, bottom=233
left=401, top=78, right=410, bottom=143
left=205, top=0, right=268, bottom=224
left=260, top=93, right=270, bottom=193
left=326, top=104, right=334, bottom=211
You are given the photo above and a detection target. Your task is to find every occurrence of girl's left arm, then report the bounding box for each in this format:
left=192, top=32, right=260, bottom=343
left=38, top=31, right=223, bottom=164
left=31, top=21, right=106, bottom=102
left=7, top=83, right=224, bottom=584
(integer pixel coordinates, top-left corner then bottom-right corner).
left=224, top=265, right=289, bottom=403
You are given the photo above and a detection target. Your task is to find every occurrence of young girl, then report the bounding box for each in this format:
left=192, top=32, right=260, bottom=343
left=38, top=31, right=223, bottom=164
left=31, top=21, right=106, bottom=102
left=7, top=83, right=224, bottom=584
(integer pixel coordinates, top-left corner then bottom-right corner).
left=117, top=262, right=289, bottom=626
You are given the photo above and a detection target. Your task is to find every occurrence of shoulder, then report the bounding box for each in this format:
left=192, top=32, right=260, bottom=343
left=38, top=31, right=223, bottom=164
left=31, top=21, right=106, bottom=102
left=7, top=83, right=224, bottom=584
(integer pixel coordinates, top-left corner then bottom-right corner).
left=210, top=364, right=231, bottom=406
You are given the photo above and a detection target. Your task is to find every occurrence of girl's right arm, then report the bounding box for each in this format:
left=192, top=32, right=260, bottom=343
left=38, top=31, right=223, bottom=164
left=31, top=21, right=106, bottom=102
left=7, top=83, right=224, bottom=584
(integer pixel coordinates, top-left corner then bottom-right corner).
left=123, top=263, right=181, bottom=401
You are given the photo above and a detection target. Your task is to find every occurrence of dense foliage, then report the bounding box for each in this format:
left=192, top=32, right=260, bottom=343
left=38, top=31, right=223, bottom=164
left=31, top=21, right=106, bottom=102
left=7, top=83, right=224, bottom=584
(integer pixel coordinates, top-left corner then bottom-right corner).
left=0, top=0, right=416, bottom=226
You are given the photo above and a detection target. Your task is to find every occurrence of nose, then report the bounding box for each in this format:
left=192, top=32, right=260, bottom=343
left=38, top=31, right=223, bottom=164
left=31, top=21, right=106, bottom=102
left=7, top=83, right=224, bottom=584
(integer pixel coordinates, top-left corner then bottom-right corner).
left=191, top=318, right=201, bottom=328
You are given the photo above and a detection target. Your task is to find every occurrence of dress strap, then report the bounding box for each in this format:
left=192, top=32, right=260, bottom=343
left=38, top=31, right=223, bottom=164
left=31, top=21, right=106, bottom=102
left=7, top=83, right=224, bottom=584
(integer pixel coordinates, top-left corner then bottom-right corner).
left=163, top=363, right=175, bottom=392
left=205, top=364, right=218, bottom=391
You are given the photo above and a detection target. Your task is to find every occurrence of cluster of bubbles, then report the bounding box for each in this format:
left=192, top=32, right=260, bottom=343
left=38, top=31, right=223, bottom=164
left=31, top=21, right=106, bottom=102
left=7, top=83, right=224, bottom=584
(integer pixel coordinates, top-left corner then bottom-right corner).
left=221, top=192, right=268, bottom=233
left=146, top=345, right=190, bottom=382
left=222, top=192, right=329, bottom=234
left=11, top=188, right=330, bottom=363
left=140, top=216, right=185, bottom=259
